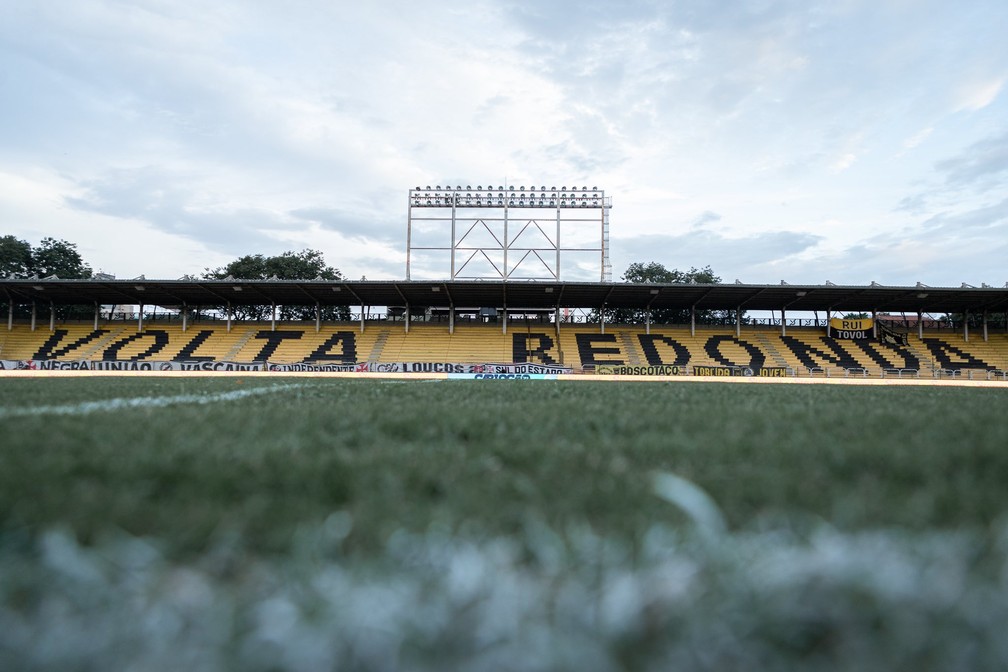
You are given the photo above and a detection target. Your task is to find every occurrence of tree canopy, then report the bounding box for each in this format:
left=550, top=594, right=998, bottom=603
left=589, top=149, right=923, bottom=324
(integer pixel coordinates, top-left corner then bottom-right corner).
left=204, top=249, right=349, bottom=321
left=596, top=261, right=736, bottom=325
left=1, top=236, right=92, bottom=280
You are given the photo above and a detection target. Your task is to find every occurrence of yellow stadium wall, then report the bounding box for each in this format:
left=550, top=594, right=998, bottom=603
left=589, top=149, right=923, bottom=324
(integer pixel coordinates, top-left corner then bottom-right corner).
left=2, top=322, right=1007, bottom=374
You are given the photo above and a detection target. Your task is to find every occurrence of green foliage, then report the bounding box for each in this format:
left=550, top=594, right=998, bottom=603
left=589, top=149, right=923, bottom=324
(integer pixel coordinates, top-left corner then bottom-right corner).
left=0, top=235, right=33, bottom=278
left=596, top=261, right=736, bottom=324
left=1, top=236, right=93, bottom=319
left=0, top=235, right=91, bottom=280
left=31, top=237, right=92, bottom=279
left=204, top=249, right=349, bottom=321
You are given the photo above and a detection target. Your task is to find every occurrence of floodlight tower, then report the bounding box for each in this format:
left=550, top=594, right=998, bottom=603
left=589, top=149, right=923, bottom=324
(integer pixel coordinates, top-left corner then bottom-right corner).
left=406, top=185, right=612, bottom=281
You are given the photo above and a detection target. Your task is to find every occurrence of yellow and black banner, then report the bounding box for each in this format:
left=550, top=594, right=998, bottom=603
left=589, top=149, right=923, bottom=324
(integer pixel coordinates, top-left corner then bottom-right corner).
left=829, top=318, right=873, bottom=339
left=596, top=364, right=681, bottom=376
left=692, top=366, right=789, bottom=377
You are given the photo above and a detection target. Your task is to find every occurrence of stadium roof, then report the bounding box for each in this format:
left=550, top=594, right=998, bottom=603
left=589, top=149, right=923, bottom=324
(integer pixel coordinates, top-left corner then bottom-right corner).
left=3, top=278, right=1007, bottom=314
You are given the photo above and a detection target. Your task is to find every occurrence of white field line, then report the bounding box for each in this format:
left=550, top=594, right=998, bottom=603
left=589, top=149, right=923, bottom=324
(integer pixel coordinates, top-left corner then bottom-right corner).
left=0, top=383, right=312, bottom=419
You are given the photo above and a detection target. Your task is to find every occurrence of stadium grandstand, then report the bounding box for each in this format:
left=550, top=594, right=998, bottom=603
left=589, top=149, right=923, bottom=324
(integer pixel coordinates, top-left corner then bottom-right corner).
left=2, top=277, right=1007, bottom=379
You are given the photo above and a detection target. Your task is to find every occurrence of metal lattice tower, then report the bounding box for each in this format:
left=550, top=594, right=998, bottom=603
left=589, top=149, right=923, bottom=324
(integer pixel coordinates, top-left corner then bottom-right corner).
left=406, top=185, right=612, bottom=281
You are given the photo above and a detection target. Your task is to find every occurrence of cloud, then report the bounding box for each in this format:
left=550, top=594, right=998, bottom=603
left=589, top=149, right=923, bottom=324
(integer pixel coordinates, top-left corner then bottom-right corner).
left=953, top=78, right=1004, bottom=112
left=935, top=131, right=1008, bottom=190
left=611, top=229, right=823, bottom=282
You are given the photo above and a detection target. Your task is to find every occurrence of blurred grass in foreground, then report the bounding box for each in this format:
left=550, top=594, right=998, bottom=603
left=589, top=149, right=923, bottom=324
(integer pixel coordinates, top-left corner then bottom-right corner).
left=2, top=378, right=1008, bottom=669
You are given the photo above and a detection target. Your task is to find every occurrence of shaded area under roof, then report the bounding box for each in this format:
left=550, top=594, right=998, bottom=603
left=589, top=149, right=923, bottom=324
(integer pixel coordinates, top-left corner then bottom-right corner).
left=2, top=279, right=1007, bottom=314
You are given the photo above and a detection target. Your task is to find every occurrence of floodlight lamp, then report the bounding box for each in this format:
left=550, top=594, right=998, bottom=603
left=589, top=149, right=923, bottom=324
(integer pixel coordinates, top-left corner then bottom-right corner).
left=796, top=291, right=807, bottom=297
left=431, top=286, right=440, bottom=292
left=520, top=185, right=525, bottom=191
left=135, top=285, right=145, bottom=291
left=425, top=185, right=431, bottom=190
left=233, top=286, right=242, bottom=292
left=561, top=186, right=566, bottom=191
left=551, top=186, right=556, bottom=191
left=649, top=289, right=660, bottom=295
left=917, top=293, right=929, bottom=299
left=33, top=285, right=44, bottom=291
left=593, top=186, right=598, bottom=191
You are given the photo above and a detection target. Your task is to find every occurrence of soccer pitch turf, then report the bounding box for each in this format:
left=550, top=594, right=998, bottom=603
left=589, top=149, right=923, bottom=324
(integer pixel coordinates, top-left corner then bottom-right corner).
left=2, top=377, right=1008, bottom=670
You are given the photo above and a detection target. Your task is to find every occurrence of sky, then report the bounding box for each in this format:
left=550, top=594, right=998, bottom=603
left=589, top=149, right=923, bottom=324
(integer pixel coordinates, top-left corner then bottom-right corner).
left=2, top=0, right=1007, bottom=288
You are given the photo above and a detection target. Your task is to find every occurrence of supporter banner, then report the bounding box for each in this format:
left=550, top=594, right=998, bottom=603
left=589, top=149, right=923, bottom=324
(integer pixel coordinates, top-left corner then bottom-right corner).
left=2, top=360, right=267, bottom=372
left=363, top=362, right=572, bottom=374
left=447, top=373, right=560, bottom=380
left=596, top=364, right=681, bottom=376
left=692, top=365, right=789, bottom=377
left=878, top=323, right=909, bottom=347
left=2, top=359, right=571, bottom=375
left=91, top=360, right=266, bottom=371
left=268, top=363, right=357, bottom=372
left=829, top=318, right=874, bottom=339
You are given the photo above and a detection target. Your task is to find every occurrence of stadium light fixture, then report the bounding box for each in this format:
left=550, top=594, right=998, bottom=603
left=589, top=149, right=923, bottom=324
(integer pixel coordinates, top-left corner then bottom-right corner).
left=134, top=285, right=145, bottom=291
left=917, top=293, right=929, bottom=299
left=33, top=285, right=44, bottom=291
left=796, top=291, right=807, bottom=297
left=232, top=286, right=242, bottom=292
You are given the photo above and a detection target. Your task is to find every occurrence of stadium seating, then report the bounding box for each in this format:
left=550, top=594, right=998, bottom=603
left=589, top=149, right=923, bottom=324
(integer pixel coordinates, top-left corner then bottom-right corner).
left=2, top=321, right=1006, bottom=376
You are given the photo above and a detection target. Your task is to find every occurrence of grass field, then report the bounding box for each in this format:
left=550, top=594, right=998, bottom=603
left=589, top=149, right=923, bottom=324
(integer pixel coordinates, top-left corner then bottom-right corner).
left=2, top=377, right=1008, bottom=670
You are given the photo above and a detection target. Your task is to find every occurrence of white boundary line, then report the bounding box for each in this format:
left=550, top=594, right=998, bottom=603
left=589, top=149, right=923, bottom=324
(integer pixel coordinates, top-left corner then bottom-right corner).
left=0, top=382, right=312, bottom=419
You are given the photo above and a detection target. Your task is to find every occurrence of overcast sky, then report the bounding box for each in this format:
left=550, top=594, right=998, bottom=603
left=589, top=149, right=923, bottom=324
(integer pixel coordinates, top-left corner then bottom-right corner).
left=2, top=0, right=1006, bottom=287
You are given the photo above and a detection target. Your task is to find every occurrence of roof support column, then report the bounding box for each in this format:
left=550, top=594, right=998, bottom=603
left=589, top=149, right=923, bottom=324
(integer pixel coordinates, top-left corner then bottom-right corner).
left=227, top=302, right=232, bottom=333
left=315, top=302, right=320, bottom=334
left=31, top=301, right=36, bottom=332
left=983, top=310, right=988, bottom=342
left=781, top=308, right=786, bottom=337
left=964, top=310, right=969, bottom=342
left=93, top=302, right=99, bottom=331
left=50, top=302, right=55, bottom=333
left=8, top=299, right=13, bottom=331
left=735, top=306, right=741, bottom=338
left=917, top=311, right=923, bottom=340
left=182, top=302, right=188, bottom=333
left=502, top=307, right=507, bottom=335
left=138, top=303, right=144, bottom=333
left=600, top=304, right=606, bottom=335
left=690, top=305, right=695, bottom=338
left=827, top=309, right=832, bottom=337
left=449, top=305, right=455, bottom=335
left=361, top=306, right=366, bottom=334
left=405, top=305, right=410, bottom=334
left=645, top=310, right=651, bottom=335
left=872, top=309, right=877, bottom=339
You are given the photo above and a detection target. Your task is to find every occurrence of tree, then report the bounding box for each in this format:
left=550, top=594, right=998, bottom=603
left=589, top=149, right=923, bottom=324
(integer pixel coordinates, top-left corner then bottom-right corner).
left=594, top=262, right=735, bottom=325
left=0, top=235, right=33, bottom=278
left=204, top=249, right=350, bottom=321
left=31, top=237, right=92, bottom=279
